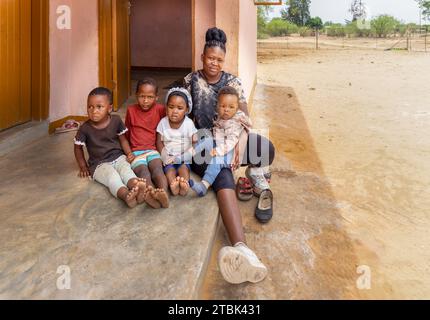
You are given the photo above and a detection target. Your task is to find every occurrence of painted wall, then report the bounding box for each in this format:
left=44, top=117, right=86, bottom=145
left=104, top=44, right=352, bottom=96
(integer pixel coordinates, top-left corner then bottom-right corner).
left=215, top=0, right=240, bottom=76
left=193, top=0, right=216, bottom=71
left=49, top=0, right=99, bottom=121
left=238, top=0, right=257, bottom=100
left=130, top=0, right=192, bottom=68
left=212, top=0, right=257, bottom=101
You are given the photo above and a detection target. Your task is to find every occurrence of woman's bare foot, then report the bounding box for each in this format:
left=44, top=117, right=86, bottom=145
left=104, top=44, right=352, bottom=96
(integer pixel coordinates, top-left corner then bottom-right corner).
left=153, top=189, right=170, bottom=208
left=144, top=186, right=162, bottom=209
left=170, top=176, right=180, bottom=196
left=125, top=187, right=139, bottom=208
left=179, top=178, right=190, bottom=197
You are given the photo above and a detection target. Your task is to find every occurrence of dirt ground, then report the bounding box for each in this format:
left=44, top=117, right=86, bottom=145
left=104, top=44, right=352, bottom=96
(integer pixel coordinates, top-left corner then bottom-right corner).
left=202, top=39, right=430, bottom=299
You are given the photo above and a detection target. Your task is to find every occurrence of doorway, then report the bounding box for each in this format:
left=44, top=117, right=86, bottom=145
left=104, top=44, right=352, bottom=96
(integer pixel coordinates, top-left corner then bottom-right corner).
left=98, top=0, right=193, bottom=111
left=0, top=0, right=49, bottom=131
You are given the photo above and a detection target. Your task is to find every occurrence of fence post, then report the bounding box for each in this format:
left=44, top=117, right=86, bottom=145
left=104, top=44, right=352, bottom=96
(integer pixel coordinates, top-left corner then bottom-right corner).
left=426, top=26, right=428, bottom=52
left=315, top=28, right=319, bottom=50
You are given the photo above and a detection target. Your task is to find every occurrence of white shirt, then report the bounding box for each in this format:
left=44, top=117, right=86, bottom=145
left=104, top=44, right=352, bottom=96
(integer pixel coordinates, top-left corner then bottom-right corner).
left=156, top=116, right=197, bottom=163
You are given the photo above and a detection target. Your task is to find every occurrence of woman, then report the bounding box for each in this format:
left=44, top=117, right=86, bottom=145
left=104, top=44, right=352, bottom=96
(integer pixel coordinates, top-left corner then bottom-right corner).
left=184, top=28, right=276, bottom=284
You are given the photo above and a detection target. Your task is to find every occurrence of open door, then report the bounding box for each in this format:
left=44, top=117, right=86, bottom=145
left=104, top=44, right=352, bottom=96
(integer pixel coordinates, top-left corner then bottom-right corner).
left=0, top=0, right=32, bottom=130
left=99, top=0, right=131, bottom=111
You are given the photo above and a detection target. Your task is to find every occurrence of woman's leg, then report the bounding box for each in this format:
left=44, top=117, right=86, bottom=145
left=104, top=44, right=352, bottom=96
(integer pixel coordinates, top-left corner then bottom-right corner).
left=217, top=188, right=246, bottom=245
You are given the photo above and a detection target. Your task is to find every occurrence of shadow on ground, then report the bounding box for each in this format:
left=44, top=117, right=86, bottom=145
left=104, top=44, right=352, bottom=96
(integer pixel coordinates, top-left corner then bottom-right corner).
left=201, top=84, right=376, bottom=299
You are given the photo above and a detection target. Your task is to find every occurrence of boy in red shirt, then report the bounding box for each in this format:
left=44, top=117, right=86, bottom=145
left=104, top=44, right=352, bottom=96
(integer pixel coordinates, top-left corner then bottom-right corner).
left=125, top=78, right=169, bottom=209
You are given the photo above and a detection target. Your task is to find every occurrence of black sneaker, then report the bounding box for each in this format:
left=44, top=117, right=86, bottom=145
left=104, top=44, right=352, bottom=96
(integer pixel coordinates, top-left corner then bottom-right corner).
left=255, top=189, right=273, bottom=223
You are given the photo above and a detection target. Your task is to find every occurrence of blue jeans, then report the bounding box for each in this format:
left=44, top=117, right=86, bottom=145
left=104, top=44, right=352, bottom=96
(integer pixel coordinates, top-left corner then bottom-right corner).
left=194, top=137, right=234, bottom=185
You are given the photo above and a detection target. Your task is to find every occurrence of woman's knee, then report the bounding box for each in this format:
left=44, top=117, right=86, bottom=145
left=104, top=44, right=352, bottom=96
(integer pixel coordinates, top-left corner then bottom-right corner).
left=246, top=133, right=276, bottom=167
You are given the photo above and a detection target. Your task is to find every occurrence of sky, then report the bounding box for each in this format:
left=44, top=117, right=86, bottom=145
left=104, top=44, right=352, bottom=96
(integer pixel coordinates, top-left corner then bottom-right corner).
left=268, top=0, right=422, bottom=24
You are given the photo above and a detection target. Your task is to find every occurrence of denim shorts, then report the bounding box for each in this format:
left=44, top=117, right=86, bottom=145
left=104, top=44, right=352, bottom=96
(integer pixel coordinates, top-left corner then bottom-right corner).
left=163, top=163, right=191, bottom=174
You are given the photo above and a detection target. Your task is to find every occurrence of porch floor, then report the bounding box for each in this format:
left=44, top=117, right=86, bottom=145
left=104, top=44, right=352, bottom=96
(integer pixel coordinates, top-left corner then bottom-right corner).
left=0, top=69, right=220, bottom=300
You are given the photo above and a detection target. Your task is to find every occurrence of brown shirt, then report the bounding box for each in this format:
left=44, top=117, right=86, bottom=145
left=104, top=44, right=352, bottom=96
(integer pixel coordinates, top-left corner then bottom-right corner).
left=74, top=115, right=128, bottom=175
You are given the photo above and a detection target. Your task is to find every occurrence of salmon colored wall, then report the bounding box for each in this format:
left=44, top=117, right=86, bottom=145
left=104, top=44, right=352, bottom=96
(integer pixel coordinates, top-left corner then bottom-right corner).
left=212, top=0, right=257, bottom=101
left=215, top=0, right=239, bottom=76
left=238, top=0, right=257, bottom=100
left=194, top=0, right=216, bottom=71
left=130, top=0, right=192, bottom=68
left=49, top=0, right=99, bottom=121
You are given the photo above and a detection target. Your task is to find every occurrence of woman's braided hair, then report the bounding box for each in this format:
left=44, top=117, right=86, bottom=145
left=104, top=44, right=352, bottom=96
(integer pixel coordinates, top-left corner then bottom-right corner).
left=204, top=27, right=227, bottom=53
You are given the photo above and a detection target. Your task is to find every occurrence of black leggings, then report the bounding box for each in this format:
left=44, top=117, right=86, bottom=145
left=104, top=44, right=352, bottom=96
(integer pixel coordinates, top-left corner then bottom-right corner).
left=191, top=133, right=276, bottom=192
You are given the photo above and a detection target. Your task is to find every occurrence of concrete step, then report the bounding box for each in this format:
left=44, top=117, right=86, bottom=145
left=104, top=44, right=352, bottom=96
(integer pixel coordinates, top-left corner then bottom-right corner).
left=0, top=121, right=49, bottom=158
left=0, top=131, right=220, bottom=299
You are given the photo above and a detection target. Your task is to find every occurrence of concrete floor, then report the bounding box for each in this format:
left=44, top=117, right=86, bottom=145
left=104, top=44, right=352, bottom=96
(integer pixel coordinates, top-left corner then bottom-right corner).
left=0, top=69, right=222, bottom=300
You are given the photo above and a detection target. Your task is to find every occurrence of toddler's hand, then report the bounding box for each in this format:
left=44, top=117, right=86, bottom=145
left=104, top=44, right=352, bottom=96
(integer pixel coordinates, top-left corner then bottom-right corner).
left=127, top=153, right=135, bottom=163
left=79, top=167, right=91, bottom=178
left=165, top=156, right=176, bottom=165
left=210, top=149, right=218, bottom=157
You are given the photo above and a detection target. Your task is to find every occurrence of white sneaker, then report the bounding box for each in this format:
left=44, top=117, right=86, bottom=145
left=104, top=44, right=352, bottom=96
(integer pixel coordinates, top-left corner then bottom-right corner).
left=245, top=167, right=271, bottom=196
left=218, top=243, right=268, bottom=284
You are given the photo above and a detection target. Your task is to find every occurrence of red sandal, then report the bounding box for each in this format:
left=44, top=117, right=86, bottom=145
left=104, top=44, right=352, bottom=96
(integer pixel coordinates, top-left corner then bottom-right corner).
left=236, top=177, right=254, bottom=201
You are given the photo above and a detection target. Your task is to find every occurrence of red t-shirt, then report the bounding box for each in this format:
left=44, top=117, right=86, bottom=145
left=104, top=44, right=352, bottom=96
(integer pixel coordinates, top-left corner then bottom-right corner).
left=125, top=104, right=166, bottom=151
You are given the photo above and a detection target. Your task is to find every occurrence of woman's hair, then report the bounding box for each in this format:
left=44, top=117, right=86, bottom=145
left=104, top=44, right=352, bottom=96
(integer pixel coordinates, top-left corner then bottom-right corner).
left=218, top=86, right=239, bottom=101
left=88, top=87, right=113, bottom=105
left=136, top=77, right=159, bottom=94
left=204, top=27, right=227, bottom=53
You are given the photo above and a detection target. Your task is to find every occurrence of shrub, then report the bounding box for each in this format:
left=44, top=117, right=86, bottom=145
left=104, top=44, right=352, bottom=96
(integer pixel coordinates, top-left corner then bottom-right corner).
left=266, top=18, right=299, bottom=37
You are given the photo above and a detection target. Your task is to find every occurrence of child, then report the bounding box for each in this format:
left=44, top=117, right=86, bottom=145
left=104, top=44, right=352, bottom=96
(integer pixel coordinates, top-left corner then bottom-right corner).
left=125, top=78, right=169, bottom=209
left=156, top=88, right=197, bottom=196
left=190, top=86, right=252, bottom=197
left=74, top=87, right=147, bottom=208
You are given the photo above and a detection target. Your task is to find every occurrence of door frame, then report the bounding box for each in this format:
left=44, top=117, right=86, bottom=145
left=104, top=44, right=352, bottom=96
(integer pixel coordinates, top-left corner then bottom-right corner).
left=98, top=0, right=131, bottom=111
left=31, top=0, right=50, bottom=122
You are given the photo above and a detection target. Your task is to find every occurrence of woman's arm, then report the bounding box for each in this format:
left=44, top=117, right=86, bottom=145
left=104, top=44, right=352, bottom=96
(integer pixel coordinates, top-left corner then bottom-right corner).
left=74, top=145, right=90, bottom=178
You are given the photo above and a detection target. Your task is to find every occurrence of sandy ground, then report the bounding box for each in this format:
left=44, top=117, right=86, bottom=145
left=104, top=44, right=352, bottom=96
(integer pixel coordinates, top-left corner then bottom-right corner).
left=202, top=40, right=430, bottom=299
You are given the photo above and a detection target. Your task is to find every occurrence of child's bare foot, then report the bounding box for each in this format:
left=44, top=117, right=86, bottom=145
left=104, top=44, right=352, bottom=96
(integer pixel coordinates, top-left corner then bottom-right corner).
left=154, top=189, right=170, bottom=208
left=135, top=178, right=147, bottom=204
left=170, top=176, right=180, bottom=196
left=125, top=187, right=139, bottom=208
left=179, top=178, right=190, bottom=197
left=144, top=186, right=162, bottom=209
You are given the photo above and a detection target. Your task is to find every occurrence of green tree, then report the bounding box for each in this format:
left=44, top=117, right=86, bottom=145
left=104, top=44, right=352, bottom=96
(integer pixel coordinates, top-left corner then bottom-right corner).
left=281, top=0, right=311, bottom=26
left=257, top=6, right=270, bottom=39
left=371, top=15, right=400, bottom=37
left=266, top=18, right=299, bottom=36
left=306, top=16, right=323, bottom=30
left=416, top=1, right=430, bottom=22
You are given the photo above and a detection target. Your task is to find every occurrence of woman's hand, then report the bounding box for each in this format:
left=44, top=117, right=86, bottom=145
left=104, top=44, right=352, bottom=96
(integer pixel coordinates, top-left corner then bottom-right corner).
left=127, top=152, right=136, bottom=164
left=79, top=166, right=91, bottom=178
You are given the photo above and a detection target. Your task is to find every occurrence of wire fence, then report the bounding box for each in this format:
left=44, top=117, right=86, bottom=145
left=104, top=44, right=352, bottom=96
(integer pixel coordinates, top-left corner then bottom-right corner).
left=259, top=29, right=430, bottom=52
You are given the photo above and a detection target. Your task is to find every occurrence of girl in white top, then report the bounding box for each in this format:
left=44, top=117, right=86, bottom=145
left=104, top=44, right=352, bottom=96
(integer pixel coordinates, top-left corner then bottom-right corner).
left=156, top=88, right=198, bottom=197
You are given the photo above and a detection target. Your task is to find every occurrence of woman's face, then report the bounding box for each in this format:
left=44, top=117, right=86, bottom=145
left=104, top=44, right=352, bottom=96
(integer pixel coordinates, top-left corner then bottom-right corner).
left=201, top=47, right=226, bottom=78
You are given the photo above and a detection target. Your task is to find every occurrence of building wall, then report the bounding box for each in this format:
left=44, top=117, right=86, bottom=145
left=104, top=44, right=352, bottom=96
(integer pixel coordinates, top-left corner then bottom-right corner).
left=238, top=0, right=257, bottom=100
left=130, top=0, right=192, bottom=68
left=49, top=0, right=99, bottom=121
left=193, top=0, right=216, bottom=71
left=215, top=0, right=240, bottom=76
